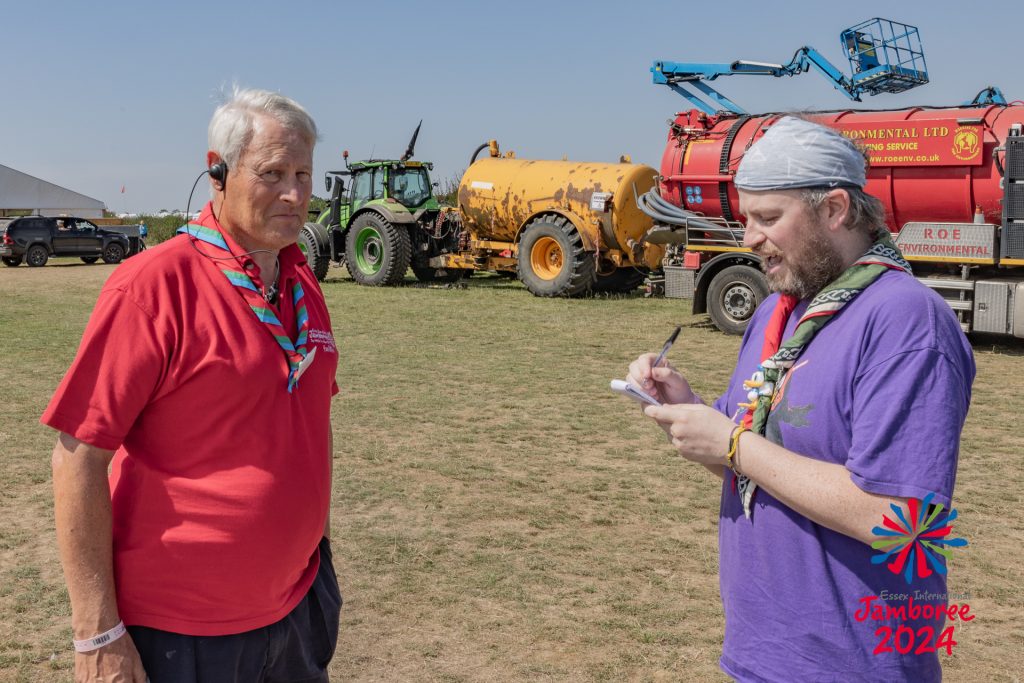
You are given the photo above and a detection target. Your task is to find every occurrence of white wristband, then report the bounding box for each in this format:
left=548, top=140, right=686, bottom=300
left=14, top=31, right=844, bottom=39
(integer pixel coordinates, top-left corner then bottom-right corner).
left=73, top=620, right=127, bottom=653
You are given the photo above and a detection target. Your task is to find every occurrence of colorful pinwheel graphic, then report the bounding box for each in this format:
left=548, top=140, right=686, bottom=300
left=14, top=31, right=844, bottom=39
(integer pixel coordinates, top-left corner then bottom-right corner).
left=870, top=493, right=968, bottom=585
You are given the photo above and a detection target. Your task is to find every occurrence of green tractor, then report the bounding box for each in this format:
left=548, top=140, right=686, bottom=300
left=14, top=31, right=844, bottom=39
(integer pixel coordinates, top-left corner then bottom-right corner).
left=299, top=123, right=468, bottom=285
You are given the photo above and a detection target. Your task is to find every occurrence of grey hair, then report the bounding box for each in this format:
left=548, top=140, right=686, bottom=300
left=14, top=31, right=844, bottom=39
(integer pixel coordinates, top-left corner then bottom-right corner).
left=801, top=186, right=886, bottom=239
left=208, top=87, right=318, bottom=168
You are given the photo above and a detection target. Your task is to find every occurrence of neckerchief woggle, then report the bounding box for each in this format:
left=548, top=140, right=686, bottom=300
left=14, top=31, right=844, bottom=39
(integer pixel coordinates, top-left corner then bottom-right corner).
left=178, top=223, right=310, bottom=393
left=734, top=234, right=912, bottom=518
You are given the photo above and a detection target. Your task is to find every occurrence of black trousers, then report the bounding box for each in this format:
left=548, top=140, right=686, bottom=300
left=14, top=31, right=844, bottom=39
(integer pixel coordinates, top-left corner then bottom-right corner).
left=129, top=537, right=342, bottom=683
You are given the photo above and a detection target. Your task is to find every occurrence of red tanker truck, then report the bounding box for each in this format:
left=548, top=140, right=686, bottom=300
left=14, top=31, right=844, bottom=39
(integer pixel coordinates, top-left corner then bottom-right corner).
left=647, top=18, right=1024, bottom=339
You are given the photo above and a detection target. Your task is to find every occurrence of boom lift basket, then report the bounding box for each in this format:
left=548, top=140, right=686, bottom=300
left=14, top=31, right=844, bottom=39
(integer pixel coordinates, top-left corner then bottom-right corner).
left=841, top=18, right=928, bottom=96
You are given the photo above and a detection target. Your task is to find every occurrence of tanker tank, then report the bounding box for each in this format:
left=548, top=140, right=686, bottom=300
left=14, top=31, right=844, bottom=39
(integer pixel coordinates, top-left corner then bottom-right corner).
left=659, top=104, right=1024, bottom=231
left=452, top=146, right=665, bottom=296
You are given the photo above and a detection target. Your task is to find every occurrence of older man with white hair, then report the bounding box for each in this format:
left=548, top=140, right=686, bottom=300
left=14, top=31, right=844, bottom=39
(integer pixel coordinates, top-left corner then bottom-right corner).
left=45, top=88, right=341, bottom=682
left=628, top=117, right=975, bottom=681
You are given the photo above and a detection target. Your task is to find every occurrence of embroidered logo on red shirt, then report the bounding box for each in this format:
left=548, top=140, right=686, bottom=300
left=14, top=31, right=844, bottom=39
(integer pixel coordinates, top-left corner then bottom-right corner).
left=309, top=328, right=336, bottom=354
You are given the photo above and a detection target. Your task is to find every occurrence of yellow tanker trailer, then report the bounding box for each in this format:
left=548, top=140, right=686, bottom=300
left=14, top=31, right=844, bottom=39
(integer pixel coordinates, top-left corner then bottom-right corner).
left=436, top=142, right=665, bottom=296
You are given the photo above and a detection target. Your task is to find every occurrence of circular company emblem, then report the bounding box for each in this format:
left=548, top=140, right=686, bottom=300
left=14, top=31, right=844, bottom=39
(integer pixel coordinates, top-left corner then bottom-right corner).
left=951, top=127, right=981, bottom=161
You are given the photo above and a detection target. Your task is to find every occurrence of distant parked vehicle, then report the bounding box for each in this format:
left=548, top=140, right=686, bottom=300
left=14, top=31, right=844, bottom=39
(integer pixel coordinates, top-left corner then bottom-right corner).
left=0, top=216, right=130, bottom=267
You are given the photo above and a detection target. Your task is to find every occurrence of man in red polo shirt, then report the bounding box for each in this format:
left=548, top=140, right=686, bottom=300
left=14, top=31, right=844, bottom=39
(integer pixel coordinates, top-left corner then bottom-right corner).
left=45, top=88, right=341, bottom=682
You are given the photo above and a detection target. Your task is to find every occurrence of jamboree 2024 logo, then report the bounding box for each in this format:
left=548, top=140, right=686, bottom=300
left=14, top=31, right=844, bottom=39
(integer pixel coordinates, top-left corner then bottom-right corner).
left=854, top=493, right=972, bottom=656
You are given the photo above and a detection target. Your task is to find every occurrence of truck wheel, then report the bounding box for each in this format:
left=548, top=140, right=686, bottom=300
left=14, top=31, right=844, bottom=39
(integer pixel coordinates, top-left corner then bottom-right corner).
left=517, top=215, right=596, bottom=296
left=26, top=245, right=48, bottom=267
left=345, top=213, right=411, bottom=286
left=411, top=264, right=472, bottom=283
left=2, top=256, right=22, bottom=267
left=707, top=265, right=769, bottom=335
left=81, top=256, right=99, bottom=264
left=592, top=268, right=647, bottom=294
left=102, top=243, right=125, bottom=264
left=299, top=223, right=330, bottom=281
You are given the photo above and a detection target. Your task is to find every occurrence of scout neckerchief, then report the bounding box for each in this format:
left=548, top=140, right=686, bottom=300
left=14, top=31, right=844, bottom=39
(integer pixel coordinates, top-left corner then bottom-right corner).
left=734, top=234, right=912, bottom=518
left=178, top=223, right=310, bottom=393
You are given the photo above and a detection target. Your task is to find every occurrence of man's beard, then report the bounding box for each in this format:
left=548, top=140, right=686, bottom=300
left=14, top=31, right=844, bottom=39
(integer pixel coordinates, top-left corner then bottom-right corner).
left=760, top=221, right=847, bottom=300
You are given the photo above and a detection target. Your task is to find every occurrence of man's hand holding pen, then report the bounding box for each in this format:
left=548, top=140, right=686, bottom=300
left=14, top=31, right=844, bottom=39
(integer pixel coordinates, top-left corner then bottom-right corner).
left=626, top=326, right=698, bottom=406
left=626, top=327, right=737, bottom=469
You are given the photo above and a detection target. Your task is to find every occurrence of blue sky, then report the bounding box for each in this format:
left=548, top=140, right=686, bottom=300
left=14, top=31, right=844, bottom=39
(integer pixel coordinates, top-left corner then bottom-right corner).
left=4, top=0, right=1022, bottom=213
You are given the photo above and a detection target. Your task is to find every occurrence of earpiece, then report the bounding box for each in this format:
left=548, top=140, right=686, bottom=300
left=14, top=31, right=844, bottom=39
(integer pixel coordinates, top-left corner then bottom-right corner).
left=209, top=161, right=229, bottom=190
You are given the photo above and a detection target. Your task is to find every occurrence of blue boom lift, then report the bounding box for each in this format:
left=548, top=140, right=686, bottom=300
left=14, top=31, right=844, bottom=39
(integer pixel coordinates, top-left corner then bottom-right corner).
left=650, top=18, right=932, bottom=115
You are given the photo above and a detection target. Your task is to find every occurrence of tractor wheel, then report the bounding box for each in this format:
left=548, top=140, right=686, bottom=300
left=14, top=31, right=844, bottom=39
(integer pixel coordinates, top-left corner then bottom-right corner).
left=517, top=214, right=596, bottom=297
left=299, top=223, right=330, bottom=281
left=344, top=213, right=411, bottom=286
left=81, top=256, right=99, bottom=264
left=592, top=268, right=647, bottom=294
left=412, top=264, right=472, bottom=283
left=102, top=243, right=125, bottom=264
left=2, top=256, right=23, bottom=267
left=706, top=265, right=769, bottom=336
left=26, top=245, right=49, bottom=267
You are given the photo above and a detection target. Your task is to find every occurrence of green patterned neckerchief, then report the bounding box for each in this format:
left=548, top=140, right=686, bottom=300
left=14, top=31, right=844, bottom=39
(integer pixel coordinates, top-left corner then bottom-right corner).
left=735, top=233, right=912, bottom=518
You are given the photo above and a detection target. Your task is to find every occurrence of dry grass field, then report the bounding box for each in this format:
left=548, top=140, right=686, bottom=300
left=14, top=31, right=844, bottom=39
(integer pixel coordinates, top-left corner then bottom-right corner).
left=0, top=259, right=1021, bottom=682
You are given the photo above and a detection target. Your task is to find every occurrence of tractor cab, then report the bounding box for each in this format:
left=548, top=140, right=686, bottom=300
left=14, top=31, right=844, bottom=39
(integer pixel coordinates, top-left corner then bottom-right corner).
left=343, top=160, right=438, bottom=213
left=388, top=162, right=434, bottom=209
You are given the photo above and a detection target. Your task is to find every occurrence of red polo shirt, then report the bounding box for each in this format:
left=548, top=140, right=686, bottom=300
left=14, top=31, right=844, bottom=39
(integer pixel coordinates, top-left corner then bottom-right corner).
left=42, top=204, right=339, bottom=636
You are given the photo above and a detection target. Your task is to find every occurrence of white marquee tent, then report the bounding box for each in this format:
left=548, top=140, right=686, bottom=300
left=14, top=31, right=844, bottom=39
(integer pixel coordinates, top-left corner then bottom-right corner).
left=1, top=164, right=106, bottom=218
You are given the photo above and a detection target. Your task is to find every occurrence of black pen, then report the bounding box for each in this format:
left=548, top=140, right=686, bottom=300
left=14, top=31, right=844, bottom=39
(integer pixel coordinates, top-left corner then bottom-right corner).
left=652, top=325, right=682, bottom=368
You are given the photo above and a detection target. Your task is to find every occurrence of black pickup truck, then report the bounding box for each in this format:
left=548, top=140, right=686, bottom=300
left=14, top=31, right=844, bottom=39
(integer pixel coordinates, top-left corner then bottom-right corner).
left=1, top=216, right=131, bottom=267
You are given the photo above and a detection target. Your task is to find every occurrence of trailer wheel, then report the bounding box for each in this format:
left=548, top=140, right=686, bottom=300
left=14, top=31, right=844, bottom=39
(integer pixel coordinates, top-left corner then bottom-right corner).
left=707, top=265, right=769, bottom=335
left=81, top=256, right=99, bottom=264
left=2, top=256, right=23, bottom=267
left=592, top=268, right=647, bottom=294
left=26, top=245, right=49, bottom=267
left=345, top=213, right=411, bottom=286
left=517, top=215, right=596, bottom=296
left=299, top=222, right=331, bottom=281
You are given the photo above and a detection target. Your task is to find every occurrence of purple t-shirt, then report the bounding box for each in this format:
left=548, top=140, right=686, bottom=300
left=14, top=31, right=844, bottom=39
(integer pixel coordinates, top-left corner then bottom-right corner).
left=712, top=270, right=974, bottom=682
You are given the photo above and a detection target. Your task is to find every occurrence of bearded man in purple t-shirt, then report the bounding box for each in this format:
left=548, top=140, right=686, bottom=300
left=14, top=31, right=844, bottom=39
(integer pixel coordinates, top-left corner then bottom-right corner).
left=627, top=117, right=975, bottom=682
